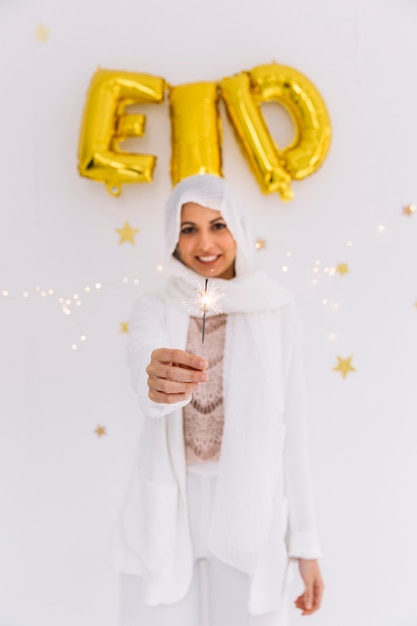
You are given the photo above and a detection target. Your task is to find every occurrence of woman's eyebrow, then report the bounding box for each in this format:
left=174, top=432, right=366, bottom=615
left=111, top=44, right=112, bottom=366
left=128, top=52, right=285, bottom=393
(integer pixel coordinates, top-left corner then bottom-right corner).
left=180, top=217, right=226, bottom=226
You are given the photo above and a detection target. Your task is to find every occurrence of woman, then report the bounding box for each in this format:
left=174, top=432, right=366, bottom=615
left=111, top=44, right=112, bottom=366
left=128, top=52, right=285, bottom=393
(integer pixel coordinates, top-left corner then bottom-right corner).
left=115, top=174, right=324, bottom=626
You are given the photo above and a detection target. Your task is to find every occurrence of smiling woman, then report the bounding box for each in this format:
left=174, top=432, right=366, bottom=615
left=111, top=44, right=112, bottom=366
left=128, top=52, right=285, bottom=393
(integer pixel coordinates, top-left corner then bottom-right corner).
left=114, top=174, right=324, bottom=626
left=175, top=203, right=237, bottom=280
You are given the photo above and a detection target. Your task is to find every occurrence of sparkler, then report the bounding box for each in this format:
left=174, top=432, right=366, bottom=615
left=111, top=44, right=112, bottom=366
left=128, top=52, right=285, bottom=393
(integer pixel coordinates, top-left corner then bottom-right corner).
left=200, top=279, right=210, bottom=403
left=184, top=278, right=223, bottom=403
left=201, top=278, right=208, bottom=347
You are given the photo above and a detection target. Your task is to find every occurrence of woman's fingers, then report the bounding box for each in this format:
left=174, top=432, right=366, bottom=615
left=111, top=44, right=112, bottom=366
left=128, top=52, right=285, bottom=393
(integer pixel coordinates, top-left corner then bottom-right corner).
left=148, top=389, right=194, bottom=404
left=294, top=593, right=316, bottom=616
left=148, top=375, right=200, bottom=395
left=295, top=585, right=323, bottom=615
left=163, top=362, right=208, bottom=383
left=148, top=349, right=208, bottom=382
left=147, top=362, right=208, bottom=385
left=147, top=348, right=208, bottom=403
left=153, top=348, right=208, bottom=372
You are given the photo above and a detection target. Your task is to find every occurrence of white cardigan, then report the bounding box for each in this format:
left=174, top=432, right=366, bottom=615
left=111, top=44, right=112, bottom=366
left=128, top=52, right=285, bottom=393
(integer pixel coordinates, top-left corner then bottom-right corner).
left=114, top=287, right=321, bottom=616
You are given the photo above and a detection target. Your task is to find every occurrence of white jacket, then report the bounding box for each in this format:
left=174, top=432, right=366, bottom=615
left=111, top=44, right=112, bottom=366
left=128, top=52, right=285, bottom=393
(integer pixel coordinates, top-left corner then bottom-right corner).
left=113, top=285, right=321, bottom=616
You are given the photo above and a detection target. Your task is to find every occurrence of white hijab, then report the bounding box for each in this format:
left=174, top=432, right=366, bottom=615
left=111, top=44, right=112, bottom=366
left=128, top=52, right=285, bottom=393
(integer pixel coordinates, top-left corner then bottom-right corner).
left=164, top=174, right=293, bottom=574
left=164, top=174, right=291, bottom=316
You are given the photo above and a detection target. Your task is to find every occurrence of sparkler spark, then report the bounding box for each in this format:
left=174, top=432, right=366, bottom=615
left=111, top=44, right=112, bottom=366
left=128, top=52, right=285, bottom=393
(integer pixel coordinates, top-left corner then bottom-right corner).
left=184, top=279, right=224, bottom=318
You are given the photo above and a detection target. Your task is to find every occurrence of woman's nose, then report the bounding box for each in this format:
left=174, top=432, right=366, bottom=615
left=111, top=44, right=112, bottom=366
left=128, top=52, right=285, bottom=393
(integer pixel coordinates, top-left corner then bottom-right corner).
left=196, top=229, right=213, bottom=249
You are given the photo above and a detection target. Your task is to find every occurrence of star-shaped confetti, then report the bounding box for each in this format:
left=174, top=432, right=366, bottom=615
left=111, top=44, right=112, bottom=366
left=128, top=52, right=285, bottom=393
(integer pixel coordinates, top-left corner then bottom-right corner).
left=116, top=221, right=139, bottom=245
left=403, top=204, right=416, bottom=217
left=336, top=263, right=349, bottom=276
left=94, top=425, right=107, bottom=437
left=35, top=24, right=50, bottom=43
left=333, top=356, right=356, bottom=379
left=120, top=321, right=129, bottom=333
left=255, top=239, right=267, bottom=250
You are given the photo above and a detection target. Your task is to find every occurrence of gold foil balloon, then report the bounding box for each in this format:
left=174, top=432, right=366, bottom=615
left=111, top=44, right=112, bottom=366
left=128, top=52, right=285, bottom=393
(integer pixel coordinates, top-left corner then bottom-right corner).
left=78, top=70, right=166, bottom=196
left=250, top=64, right=331, bottom=180
left=220, top=72, right=293, bottom=201
left=220, top=63, right=331, bottom=200
left=169, top=82, right=222, bottom=185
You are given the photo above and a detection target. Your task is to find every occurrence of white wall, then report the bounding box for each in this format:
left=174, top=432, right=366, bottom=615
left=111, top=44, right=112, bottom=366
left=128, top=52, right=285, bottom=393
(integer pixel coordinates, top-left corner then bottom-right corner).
left=1, top=0, right=417, bottom=625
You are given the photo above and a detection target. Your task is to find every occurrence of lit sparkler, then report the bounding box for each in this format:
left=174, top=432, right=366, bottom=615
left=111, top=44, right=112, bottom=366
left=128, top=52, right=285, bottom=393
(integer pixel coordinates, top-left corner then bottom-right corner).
left=184, top=278, right=223, bottom=403
left=202, top=278, right=209, bottom=346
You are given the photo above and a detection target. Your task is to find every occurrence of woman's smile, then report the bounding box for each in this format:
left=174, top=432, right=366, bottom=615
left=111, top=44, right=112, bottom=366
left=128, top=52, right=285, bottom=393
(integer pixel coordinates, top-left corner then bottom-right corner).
left=197, top=254, right=220, bottom=262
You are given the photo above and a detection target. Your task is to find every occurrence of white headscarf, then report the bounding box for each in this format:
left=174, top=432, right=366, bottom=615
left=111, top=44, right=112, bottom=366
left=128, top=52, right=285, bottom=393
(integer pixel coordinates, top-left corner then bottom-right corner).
left=164, top=174, right=294, bottom=576
left=164, top=174, right=292, bottom=316
left=165, top=173, right=253, bottom=278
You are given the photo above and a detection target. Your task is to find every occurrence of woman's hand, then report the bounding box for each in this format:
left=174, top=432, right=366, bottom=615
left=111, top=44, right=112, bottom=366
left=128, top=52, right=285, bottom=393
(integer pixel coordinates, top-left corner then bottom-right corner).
left=146, top=348, right=208, bottom=404
left=294, top=559, right=324, bottom=616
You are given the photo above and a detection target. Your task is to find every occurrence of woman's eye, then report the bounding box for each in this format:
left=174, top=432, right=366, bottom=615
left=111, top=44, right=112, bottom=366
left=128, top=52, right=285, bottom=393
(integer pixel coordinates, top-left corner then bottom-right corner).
left=180, top=227, right=196, bottom=235
left=212, top=222, right=227, bottom=231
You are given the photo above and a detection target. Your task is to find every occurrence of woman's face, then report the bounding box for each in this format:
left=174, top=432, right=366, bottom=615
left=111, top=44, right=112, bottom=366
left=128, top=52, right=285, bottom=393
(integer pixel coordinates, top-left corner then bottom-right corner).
left=176, top=202, right=236, bottom=280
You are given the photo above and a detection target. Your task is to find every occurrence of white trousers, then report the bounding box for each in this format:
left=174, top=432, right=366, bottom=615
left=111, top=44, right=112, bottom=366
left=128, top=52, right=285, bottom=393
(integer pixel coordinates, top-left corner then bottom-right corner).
left=118, top=469, right=288, bottom=626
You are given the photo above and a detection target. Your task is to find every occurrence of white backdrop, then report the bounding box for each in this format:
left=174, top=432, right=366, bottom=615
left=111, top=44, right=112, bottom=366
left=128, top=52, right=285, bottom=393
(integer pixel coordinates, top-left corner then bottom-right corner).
left=1, top=0, right=417, bottom=625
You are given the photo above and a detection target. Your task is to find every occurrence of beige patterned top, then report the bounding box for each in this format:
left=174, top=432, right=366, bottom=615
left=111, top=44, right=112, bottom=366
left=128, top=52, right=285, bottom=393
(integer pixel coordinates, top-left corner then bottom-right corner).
left=183, top=315, right=227, bottom=464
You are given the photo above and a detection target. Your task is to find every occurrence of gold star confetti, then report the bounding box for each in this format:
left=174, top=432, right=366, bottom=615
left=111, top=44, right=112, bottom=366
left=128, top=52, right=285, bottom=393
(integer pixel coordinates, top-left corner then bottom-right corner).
left=120, top=321, right=129, bottom=333
left=333, top=356, right=356, bottom=379
left=403, top=204, right=416, bottom=217
left=116, top=221, right=139, bottom=245
left=255, top=239, right=267, bottom=250
left=35, top=24, right=50, bottom=43
left=94, top=425, right=107, bottom=437
left=336, top=263, right=349, bottom=276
